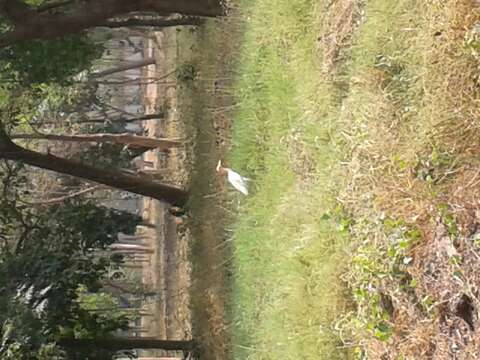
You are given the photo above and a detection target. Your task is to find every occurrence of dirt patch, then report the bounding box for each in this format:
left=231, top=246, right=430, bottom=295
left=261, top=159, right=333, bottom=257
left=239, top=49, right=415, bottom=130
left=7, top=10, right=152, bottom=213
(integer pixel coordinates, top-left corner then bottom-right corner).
left=149, top=30, right=192, bottom=342
left=284, top=131, right=317, bottom=183
left=123, top=29, right=192, bottom=359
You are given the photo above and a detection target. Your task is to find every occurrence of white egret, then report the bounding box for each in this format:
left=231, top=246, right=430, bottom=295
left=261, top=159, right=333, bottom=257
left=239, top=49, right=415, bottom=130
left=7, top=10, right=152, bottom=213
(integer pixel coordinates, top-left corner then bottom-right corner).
left=216, top=160, right=250, bottom=195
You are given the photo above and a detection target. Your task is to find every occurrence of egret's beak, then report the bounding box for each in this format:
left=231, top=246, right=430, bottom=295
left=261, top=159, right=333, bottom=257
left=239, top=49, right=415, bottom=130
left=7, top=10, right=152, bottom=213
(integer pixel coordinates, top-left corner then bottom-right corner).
left=216, top=160, right=222, bottom=172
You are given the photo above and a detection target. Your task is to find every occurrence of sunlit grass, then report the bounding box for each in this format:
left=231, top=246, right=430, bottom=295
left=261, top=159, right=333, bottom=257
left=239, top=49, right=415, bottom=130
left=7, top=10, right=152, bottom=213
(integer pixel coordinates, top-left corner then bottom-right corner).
left=228, top=0, right=350, bottom=358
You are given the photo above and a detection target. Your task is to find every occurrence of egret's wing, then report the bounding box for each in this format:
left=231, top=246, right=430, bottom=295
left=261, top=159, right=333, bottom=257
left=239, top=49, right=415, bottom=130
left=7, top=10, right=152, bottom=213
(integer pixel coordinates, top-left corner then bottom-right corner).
left=227, top=170, right=249, bottom=195
left=232, top=180, right=249, bottom=195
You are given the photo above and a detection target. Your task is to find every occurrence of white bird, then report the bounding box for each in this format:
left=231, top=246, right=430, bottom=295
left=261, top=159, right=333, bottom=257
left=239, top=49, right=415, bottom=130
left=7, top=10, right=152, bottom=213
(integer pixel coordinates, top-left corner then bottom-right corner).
left=216, top=160, right=250, bottom=195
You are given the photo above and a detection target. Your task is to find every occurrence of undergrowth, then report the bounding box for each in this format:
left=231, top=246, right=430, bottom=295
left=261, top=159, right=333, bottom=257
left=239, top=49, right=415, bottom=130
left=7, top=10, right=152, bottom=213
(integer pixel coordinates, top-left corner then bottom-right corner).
left=336, top=0, right=480, bottom=358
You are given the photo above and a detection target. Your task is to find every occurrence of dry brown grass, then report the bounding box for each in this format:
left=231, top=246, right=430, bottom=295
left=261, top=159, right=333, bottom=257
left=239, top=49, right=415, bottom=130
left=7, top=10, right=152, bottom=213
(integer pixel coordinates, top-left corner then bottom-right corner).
left=317, top=0, right=363, bottom=74
left=336, top=0, right=480, bottom=358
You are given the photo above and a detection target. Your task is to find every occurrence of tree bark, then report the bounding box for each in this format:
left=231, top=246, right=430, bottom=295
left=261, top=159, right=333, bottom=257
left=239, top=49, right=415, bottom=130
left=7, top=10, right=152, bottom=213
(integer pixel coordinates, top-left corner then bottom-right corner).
left=0, top=0, right=223, bottom=47
left=103, top=279, right=155, bottom=297
left=89, top=57, right=155, bottom=79
left=58, top=337, right=194, bottom=352
left=11, top=132, right=181, bottom=151
left=40, top=113, right=164, bottom=125
left=88, top=69, right=175, bottom=86
left=102, top=16, right=203, bottom=29
left=0, top=137, right=187, bottom=206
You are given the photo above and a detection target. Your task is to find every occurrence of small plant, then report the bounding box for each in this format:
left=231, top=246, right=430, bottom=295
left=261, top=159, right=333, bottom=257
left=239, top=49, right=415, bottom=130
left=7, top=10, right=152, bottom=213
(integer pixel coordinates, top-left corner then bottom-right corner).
left=353, top=346, right=367, bottom=360
left=341, top=216, right=422, bottom=347
left=438, top=203, right=459, bottom=239
left=176, top=63, right=198, bottom=82
left=464, top=24, right=480, bottom=60
left=330, top=204, right=354, bottom=234
left=374, top=54, right=405, bottom=78
left=413, top=146, right=455, bottom=185
left=473, top=233, right=480, bottom=247
left=419, top=295, right=436, bottom=317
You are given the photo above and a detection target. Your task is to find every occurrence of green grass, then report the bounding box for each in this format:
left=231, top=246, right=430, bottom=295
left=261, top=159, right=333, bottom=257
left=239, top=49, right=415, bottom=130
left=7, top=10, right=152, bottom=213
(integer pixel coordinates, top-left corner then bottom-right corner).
left=228, top=0, right=350, bottom=358
left=176, top=0, right=480, bottom=357
left=228, top=0, right=480, bottom=357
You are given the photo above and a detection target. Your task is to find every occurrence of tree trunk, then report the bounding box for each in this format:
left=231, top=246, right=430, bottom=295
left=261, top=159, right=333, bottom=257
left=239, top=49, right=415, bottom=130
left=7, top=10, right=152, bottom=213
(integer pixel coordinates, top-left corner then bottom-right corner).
left=137, top=358, right=182, bottom=360
left=0, top=0, right=223, bottom=47
left=36, top=0, right=73, bottom=13
left=58, top=337, right=194, bottom=352
left=89, top=57, right=155, bottom=79
left=103, top=279, right=156, bottom=297
left=102, top=16, right=203, bottom=29
left=11, top=132, right=181, bottom=151
left=95, top=113, right=164, bottom=123
left=26, top=185, right=101, bottom=205
left=0, top=138, right=187, bottom=206
left=40, top=113, right=164, bottom=125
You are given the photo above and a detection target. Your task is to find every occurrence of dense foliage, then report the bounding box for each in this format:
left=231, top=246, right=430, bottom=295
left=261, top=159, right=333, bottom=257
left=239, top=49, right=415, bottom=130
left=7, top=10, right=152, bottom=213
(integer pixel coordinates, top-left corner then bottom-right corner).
left=0, top=35, right=103, bottom=85
left=0, top=162, right=141, bottom=359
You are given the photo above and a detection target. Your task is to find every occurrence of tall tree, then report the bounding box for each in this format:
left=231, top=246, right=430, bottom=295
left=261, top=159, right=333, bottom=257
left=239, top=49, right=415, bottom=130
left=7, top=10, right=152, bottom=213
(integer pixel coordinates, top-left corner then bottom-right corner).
left=102, top=16, right=203, bottom=29
left=0, top=34, right=103, bottom=84
left=0, top=166, right=182, bottom=359
left=0, top=129, right=188, bottom=206
left=58, top=337, right=194, bottom=353
left=11, top=132, right=181, bottom=151
left=46, top=200, right=142, bottom=249
left=53, top=113, right=165, bottom=125
left=0, top=0, right=223, bottom=47
left=88, top=57, right=156, bottom=79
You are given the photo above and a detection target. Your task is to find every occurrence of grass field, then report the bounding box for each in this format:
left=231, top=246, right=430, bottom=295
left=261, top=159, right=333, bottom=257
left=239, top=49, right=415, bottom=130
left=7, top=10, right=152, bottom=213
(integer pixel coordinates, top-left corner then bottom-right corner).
left=227, top=0, right=351, bottom=358
left=224, top=0, right=480, bottom=358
